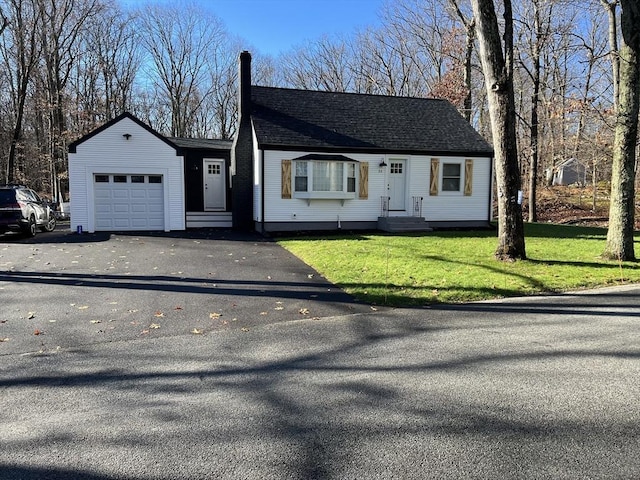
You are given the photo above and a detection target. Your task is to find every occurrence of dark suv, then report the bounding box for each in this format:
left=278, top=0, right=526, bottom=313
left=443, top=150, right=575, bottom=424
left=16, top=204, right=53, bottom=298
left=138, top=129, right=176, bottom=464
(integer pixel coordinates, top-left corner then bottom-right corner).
left=0, top=185, right=57, bottom=237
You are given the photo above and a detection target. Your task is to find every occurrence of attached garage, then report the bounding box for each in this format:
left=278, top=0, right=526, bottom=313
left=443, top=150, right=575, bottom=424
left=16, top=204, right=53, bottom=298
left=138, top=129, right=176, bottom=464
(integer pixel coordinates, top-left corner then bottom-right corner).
left=68, top=113, right=186, bottom=233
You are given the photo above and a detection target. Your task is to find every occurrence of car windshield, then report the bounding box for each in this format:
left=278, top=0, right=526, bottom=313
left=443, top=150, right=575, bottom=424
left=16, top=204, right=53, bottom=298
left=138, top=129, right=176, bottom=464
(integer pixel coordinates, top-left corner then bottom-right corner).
left=0, top=190, right=16, bottom=204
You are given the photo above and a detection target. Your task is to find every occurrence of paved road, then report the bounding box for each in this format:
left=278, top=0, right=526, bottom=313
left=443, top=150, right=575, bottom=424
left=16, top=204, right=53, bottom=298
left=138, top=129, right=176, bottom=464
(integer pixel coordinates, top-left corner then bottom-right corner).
left=1, top=229, right=639, bottom=479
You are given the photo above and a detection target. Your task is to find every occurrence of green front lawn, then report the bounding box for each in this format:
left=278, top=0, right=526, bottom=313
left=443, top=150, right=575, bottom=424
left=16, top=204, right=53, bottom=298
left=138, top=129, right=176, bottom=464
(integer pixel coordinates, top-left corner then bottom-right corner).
left=278, top=223, right=640, bottom=306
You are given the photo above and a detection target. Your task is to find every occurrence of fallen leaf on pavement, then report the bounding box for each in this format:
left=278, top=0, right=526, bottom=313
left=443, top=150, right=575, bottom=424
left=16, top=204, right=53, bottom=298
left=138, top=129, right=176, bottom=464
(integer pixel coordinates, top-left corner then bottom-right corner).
left=299, top=308, right=310, bottom=315
left=141, top=329, right=149, bottom=335
left=191, top=328, right=204, bottom=334
left=90, top=320, right=101, bottom=324
left=77, top=306, right=89, bottom=310
left=241, top=327, right=250, bottom=332
left=209, top=312, right=222, bottom=319
left=274, top=306, right=284, bottom=311
left=175, top=306, right=183, bottom=310
left=149, top=323, right=160, bottom=329
left=0, top=337, right=9, bottom=342
left=27, top=312, right=35, bottom=319
left=33, top=329, right=43, bottom=335
left=154, top=311, right=164, bottom=317
left=370, top=306, right=378, bottom=311
left=260, top=311, right=268, bottom=315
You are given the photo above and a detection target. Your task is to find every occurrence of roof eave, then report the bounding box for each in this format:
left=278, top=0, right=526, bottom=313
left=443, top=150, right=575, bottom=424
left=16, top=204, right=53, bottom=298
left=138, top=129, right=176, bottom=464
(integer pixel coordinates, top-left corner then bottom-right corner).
left=256, top=142, right=493, bottom=158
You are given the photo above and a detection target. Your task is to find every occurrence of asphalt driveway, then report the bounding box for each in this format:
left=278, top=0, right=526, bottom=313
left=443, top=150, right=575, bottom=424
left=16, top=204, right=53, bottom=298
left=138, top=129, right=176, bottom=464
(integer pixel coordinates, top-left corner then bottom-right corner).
left=0, top=226, right=373, bottom=355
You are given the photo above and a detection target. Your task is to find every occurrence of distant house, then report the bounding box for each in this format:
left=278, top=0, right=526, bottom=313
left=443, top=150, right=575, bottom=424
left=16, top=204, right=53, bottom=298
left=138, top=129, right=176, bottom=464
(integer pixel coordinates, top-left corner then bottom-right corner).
left=68, top=113, right=232, bottom=233
left=552, top=158, right=587, bottom=186
left=232, top=51, right=494, bottom=233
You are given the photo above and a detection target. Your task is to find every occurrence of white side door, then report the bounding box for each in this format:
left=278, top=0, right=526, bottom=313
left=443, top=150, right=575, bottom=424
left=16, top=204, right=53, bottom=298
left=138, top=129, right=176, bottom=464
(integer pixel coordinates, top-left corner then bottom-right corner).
left=204, top=159, right=225, bottom=211
left=388, top=159, right=406, bottom=211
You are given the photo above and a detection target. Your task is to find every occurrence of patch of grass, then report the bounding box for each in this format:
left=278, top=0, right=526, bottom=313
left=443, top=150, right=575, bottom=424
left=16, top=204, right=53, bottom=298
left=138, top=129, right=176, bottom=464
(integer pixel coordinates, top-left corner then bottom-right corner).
left=278, top=223, right=640, bottom=306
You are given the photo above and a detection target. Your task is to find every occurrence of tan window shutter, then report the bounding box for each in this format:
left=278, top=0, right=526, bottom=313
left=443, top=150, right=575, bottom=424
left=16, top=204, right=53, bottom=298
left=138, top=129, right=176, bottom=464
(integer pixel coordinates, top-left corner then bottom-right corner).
left=281, top=160, right=292, bottom=199
left=464, top=159, right=473, bottom=196
left=359, top=162, right=369, bottom=199
left=430, top=158, right=439, bottom=196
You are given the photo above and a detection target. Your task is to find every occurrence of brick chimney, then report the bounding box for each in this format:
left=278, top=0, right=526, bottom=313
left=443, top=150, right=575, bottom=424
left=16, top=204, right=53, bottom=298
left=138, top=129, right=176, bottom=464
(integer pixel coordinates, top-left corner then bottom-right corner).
left=232, top=51, right=254, bottom=231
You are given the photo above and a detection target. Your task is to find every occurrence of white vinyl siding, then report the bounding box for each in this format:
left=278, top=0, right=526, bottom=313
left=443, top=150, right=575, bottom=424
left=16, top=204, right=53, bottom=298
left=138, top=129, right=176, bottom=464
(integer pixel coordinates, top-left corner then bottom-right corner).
left=260, top=150, right=491, bottom=225
left=68, top=117, right=185, bottom=232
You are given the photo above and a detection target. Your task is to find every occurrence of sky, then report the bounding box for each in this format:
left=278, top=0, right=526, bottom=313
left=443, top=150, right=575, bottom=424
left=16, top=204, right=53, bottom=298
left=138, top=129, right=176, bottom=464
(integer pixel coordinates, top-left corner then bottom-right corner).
left=188, top=0, right=386, bottom=56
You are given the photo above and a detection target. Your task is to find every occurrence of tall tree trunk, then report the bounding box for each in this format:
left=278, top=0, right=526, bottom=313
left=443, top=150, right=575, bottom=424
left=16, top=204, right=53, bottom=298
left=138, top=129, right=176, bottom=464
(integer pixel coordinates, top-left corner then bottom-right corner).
left=601, top=0, right=621, bottom=110
left=449, top=0, right=475, bottom=122
left=603, top=0, right=640, bottom=261
left=471, top=0, right=526, bottom=260
left=528, top=1, right=543, bottom=223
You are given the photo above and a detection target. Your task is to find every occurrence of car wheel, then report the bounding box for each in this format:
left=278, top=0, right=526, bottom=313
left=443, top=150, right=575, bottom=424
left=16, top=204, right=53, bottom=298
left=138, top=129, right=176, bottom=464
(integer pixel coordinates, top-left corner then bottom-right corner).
left=23, top=215, right=37, bottom=237
left=41, top=213, right=56, bottom=232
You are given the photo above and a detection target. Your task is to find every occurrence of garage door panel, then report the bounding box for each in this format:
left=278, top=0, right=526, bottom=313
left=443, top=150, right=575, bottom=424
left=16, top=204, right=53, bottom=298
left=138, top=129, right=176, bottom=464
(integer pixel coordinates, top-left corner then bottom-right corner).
left=113, top=204, right=131, bottom=214
left=131, top=204, right=147, bottom=213
left=130, top=190, right=148, bottom=200
left=94, top=175, right=164, bottom=231
left=95, top=190, right=112, bottom=200
left=95, top=204, right=112, bottom=214
left=112, top=189, right=131, bottom=199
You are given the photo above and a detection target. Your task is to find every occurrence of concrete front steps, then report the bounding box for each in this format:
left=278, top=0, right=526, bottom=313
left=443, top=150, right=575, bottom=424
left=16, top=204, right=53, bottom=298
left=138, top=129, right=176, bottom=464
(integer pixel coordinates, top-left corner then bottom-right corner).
left=377, top=216, right=433, bottom=233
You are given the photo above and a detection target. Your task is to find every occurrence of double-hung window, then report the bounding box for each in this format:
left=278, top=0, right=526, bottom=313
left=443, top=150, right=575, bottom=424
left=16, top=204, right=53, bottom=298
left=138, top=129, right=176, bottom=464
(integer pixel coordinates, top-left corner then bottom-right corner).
left=442, top=163, right=461, bottom=192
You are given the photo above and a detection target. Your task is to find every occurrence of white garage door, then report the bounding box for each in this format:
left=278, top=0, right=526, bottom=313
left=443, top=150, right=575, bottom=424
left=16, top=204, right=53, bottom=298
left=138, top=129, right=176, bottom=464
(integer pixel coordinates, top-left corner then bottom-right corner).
left=94, top=174, right=164, bottom=231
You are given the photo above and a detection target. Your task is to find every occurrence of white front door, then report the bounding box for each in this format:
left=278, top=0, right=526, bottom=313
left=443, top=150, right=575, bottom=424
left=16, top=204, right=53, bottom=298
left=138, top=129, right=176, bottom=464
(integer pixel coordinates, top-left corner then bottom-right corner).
left=388, top=159, right=406, bottom=210
left=204, top=159, right=225, bottom=210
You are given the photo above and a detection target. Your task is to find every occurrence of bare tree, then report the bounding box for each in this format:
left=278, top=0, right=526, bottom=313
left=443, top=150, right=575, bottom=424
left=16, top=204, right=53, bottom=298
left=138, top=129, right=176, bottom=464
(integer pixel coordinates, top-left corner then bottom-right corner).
left=471, top=0, right=526, bottom=260
left=603, top=0, right=640, bottom=261
left=136, top=2, right=226, bottom=137
left=0, top=0, right=41, bottom=183
left=600, top=0, right=621, bottom=108
left=281, top=36, right=356, bottom=92
left=89, top=5, right=140, bottom=121
left=199, top=38, right=242, bottom=139
left=0, top=5, right=9, bottom=36
left=448, top=0, right=476, bottom=121
left=516, top=0, right=555, bottom=222
left=36, top=0, right=103, bottom=198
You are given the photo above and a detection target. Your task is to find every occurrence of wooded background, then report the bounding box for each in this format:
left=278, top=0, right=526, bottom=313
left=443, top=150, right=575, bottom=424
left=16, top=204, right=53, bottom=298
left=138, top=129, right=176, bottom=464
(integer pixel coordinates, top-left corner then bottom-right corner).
left=0, top=0, right=633, bottom=207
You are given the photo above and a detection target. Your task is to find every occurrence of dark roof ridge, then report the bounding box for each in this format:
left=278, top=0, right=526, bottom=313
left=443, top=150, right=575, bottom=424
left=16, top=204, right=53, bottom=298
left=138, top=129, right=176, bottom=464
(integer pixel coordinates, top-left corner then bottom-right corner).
left=251, top=84, right=448, bottom=103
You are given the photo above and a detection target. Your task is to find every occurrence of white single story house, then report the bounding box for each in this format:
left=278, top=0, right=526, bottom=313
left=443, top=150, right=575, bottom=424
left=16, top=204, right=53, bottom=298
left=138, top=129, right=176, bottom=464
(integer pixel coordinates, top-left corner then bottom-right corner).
left=68, top=113, right=232, bottom=233
left=68, top=51, right=494, bottom=234
left=232, top=51, right=495, bottom=233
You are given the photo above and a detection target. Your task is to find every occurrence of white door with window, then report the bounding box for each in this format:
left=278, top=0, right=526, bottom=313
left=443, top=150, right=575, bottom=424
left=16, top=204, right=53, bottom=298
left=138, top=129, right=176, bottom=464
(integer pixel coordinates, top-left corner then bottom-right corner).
left=388, top=159, right=406, bottom=210
left=204, top=159, right=225, bottom=210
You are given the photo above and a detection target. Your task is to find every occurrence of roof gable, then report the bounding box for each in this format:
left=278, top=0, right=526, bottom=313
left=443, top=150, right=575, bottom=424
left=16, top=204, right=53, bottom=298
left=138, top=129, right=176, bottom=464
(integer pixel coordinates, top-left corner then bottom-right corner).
left=68, top=112, right=178, bottom=153
left=250, top=86, right=493, bottom=156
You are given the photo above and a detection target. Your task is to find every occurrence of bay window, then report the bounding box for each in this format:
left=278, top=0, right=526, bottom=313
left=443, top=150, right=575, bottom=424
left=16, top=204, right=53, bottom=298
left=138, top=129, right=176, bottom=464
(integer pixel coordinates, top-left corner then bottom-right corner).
left=293, top=159, right=357, bottom=198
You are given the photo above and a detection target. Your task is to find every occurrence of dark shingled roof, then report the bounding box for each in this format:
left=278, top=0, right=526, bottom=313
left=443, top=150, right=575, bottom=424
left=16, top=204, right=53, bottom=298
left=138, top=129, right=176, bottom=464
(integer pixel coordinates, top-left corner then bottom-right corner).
left=250, top=86, right=493, bottom=156
left=168, top=137, right=232, bottom=151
